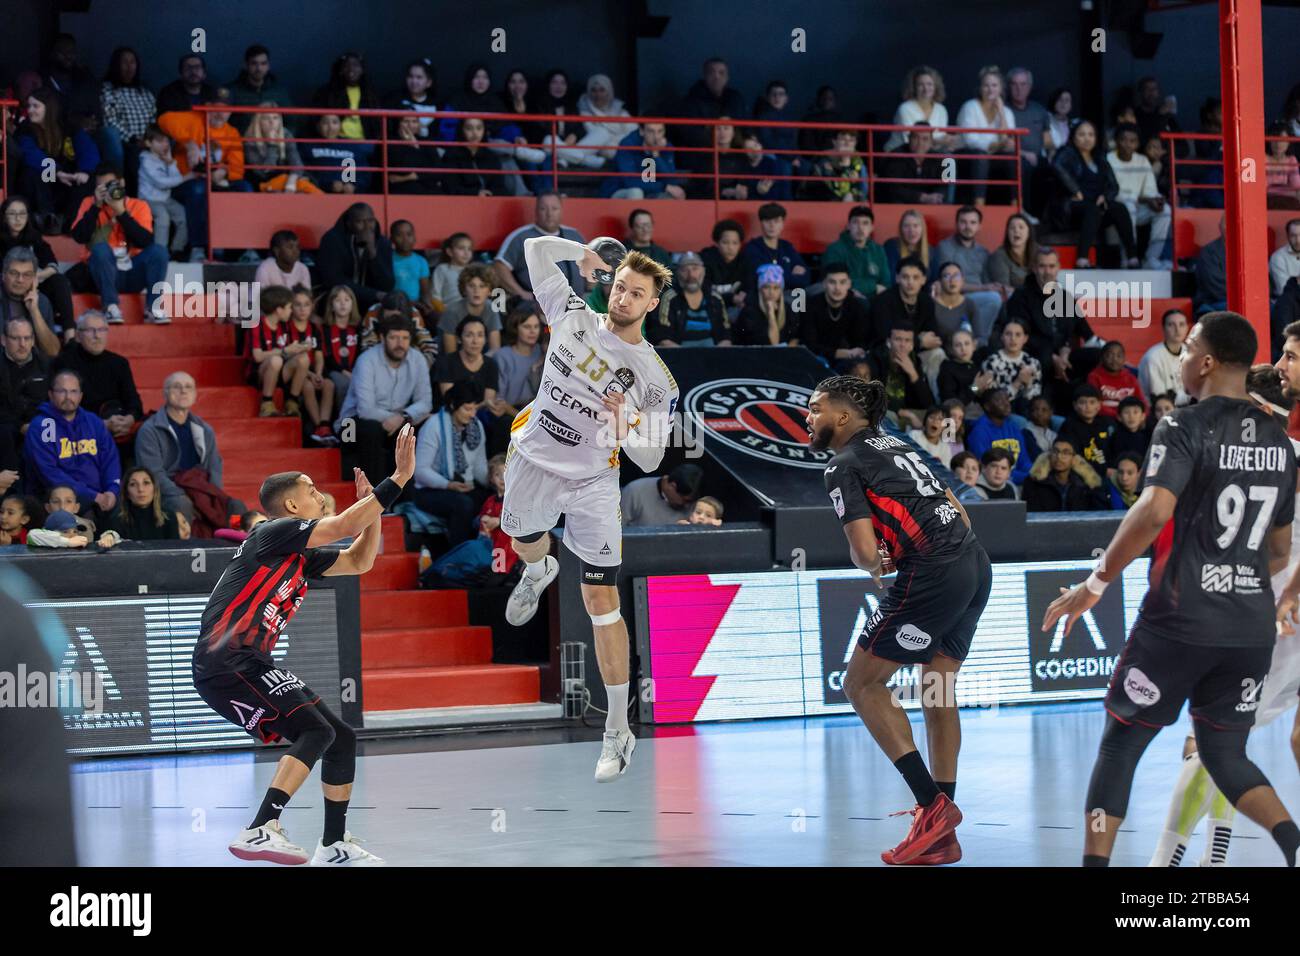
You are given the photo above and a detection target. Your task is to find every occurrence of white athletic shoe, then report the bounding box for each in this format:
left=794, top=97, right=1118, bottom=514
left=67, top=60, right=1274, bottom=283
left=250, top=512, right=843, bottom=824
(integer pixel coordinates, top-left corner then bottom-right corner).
left=505, top=555, right=558, bottom=626
left=311, top=832, right=387, bottom=866
left=594, top=729, right=636, bottom=783
left=228, top=819, right=310, bottom=865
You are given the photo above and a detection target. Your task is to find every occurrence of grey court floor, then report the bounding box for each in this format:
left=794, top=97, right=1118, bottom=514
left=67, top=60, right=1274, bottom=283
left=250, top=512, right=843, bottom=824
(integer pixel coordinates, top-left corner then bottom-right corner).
left=72, top=703, right=1300, bottom=867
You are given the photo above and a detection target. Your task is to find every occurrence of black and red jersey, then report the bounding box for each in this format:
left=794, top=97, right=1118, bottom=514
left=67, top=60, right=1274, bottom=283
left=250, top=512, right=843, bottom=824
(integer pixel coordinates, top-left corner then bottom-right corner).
left=248, top=318, right=291, bottom=359
left=1137, top=396, right=1296, bottom=648
left=321, top=324, right=359, bottom=373
left=285, top=319, right=320, bottom=356
left=824, top=427, right=973, bottom=568
left=193, top=518, right=339, bottom=676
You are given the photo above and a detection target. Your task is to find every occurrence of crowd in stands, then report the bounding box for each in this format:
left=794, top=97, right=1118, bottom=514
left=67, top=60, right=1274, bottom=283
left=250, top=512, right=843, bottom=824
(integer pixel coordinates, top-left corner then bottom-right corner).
left=4, top=34, right=1300, bottom=567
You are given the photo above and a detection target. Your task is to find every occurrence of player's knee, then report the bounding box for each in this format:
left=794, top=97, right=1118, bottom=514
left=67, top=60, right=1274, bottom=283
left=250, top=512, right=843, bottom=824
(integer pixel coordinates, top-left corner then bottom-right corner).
left=1194, top=726, right=1268, bottom=804
left=286, top=722, right=335, bottom=769
left=581, top=584, right=619, bottom=618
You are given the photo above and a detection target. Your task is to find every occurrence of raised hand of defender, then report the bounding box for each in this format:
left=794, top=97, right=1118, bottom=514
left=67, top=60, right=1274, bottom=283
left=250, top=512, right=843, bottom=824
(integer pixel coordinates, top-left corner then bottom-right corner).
left=600, top=390, right=634, bottom=441
left=354, top=466, right=374, bottom=502
left=392, top=423, right=417, bottom=485
left=1042, top=581, right=1100, bottom=637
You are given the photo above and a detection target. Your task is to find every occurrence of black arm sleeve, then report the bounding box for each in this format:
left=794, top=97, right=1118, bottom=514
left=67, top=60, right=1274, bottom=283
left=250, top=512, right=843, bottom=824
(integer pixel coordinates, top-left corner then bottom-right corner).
left=117, top=210, right=155, bottom=250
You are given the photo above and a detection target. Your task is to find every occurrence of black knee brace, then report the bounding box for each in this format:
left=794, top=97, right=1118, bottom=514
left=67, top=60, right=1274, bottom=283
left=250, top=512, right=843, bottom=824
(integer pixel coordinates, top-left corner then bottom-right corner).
left=321, top=716, right=357, bottom=786
left=286, top=723, right=334, bottom=770
left=1085, top=715, right=1161, bottom=819
left=1194, top=724, right=1270, bottom=805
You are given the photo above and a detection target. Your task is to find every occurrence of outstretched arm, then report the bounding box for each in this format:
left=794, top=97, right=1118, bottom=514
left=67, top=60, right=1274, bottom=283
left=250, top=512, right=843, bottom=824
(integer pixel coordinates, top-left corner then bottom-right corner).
left=324, top=468, right=385, bottom=576
left=308, top=424, right=416, bottom=548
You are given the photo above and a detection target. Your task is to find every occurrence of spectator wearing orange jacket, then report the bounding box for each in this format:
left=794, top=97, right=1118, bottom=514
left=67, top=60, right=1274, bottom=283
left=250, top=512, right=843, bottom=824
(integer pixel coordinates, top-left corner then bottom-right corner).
left=68, top=165, right=169, bottom=323
left=158, top=87, right=252, bottom=258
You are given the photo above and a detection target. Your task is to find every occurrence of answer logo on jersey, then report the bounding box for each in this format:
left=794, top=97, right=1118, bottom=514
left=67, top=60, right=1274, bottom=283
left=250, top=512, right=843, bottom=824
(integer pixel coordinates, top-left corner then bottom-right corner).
left=684, top=378, right=832, bottom=469
left=895, top=624, right=932, bottom=651
left=829, top=487, right=845, bottom=518
left=538, top=409, right=583, bottom=446
left=1201, top=563, right=1233, bottom=593
left=1122, top=666, right=1161, bottom=707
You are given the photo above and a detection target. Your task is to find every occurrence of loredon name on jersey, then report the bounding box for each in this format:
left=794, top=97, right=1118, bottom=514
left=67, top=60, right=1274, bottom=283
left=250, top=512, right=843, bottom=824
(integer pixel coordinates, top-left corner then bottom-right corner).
left=510, top=271, right=679, bottom=480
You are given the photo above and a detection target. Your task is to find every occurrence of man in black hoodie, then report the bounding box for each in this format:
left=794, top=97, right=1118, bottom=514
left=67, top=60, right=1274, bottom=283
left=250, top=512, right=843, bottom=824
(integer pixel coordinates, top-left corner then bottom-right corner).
left=678, top=58, right=747, bottom=156
left=315, top=204, right=395, bottom=311
left=801, top=263, right=871, bottom=366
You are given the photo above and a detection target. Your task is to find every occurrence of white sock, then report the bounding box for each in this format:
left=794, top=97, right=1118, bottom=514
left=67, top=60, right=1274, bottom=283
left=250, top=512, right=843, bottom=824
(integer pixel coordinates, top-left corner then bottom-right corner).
left=524, top=556, right=550, bottom=581
left=605, top=682, right=629, bottom=733
left=1149, top=751, right=1213, bottom=866
left=1200, top=789, right=1236, bottom=866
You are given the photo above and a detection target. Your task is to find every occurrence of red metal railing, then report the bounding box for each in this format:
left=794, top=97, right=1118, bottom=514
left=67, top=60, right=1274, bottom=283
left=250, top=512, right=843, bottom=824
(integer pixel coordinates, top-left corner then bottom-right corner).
left=194, top=105, right=1026, bottom=253
left=1163, top=130, right=1300, bottom=212
left=0, top=99, right=17, bottom=203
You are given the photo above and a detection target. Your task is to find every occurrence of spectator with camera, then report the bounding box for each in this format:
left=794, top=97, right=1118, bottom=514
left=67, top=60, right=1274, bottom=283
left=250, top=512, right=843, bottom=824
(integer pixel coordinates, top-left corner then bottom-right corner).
left=23, top=369, right=120, bottom=518
left=412, top=380, right=489, bottom=545
left=316, top=203, right=395, bottom=311
left=50, top=310, right=142, bottom=445
left=68, top=164, right=169, bottom=323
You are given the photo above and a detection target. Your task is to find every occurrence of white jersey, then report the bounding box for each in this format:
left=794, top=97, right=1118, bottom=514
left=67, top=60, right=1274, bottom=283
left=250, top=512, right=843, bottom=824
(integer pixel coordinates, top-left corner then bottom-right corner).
left=1262, top=436, right=1300, bottom=726
left=509, top=240, right=679, bottom=481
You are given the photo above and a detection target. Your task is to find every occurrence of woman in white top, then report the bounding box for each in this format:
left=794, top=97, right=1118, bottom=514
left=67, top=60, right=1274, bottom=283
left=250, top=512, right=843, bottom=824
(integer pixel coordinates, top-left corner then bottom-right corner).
left=908, top=406, right=955, bottom=469
left=955, top=66, right=1017, bottom=205
left=1137, top=306, right=1189, bottom=401
left=884, top=66, right=949, bottom=152
left=555, top=74, right=635, bottom=169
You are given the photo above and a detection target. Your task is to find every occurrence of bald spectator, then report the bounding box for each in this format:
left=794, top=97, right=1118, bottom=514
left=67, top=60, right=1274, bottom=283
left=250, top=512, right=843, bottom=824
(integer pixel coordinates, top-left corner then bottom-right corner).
left=1, top=247, right=61, bottom=357
left=493, top=191, right=586, bottom=303
left=621, top=464, right=704, bottom=527
left=2, top=317, right=52, bottom=432
left=134, top=371, right=224, bottom=521
left=24, top=369, right=120, bottom=517
left=50, top=310, right=142, bottom=443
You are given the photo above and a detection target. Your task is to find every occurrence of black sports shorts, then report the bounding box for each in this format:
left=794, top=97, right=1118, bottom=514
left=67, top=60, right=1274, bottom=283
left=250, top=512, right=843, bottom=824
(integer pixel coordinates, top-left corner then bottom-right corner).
left=194, top=662, right=320, bottom=743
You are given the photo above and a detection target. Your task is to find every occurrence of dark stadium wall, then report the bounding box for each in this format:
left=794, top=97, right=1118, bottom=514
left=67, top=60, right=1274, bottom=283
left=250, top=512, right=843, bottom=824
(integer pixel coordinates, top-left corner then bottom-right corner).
left=56, top=0, right=634, bottom=113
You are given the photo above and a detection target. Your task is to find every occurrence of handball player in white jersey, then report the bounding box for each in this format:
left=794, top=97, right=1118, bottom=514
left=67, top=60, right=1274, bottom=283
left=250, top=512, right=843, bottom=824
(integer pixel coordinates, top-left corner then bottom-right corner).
left=1149, top=359, right=1300, bottom=866
left=501, top=233, right=677, bottom=782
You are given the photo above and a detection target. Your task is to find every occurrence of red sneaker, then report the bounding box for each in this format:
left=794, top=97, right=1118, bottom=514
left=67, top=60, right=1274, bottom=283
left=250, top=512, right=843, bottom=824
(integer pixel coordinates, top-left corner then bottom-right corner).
left=885, top=832, right=962, bottom=866
left=880, top=793, right=962, bottom=865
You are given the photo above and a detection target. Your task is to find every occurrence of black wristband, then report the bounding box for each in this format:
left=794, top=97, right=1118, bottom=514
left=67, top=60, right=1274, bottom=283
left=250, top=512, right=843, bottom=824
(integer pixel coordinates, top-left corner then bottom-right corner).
left=373, top=478, right=402, bottom=509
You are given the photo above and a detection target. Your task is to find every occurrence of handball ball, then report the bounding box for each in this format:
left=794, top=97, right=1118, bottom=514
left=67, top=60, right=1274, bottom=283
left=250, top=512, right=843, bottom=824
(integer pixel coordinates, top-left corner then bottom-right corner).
left=587, top=237, right=627, bottom=283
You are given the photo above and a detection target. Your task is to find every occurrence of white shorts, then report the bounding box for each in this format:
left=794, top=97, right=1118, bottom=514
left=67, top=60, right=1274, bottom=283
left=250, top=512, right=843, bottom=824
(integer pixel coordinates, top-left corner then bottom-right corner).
left=1256, top=632, right=1300, bottom=728
left=501, top=447, right=622, bottom=568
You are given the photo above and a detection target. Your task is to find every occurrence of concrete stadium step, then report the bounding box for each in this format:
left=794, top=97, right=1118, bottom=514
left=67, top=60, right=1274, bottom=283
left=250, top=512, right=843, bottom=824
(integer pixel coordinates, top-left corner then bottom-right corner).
left=361, top=553, right=419, bottom=590
left=362, top=626, right=494, bottom=668
left=225, top=481, right=356, bottom=513
left=362, top=664, right=540, bottom=710
left=133, top=355, right=246, bottom=388
left=192, top=387, right=261, bottom=419
left=380, top=515, right=405, bottom=551
left=222, top=448, right=340, bottom=484
left=208, top=417, right=303, bottom=450
left=71, top=292, right=221, bottom=325
left=361, top=589, right=468, bottom=629
left=110, top=323, right=234, bottom=356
